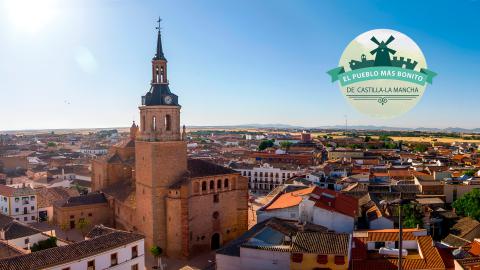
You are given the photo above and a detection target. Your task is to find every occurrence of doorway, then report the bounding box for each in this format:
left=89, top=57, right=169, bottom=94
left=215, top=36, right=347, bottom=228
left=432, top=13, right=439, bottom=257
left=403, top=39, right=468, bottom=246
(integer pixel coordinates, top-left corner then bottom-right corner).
left=211, top=233, right=220, bottom=250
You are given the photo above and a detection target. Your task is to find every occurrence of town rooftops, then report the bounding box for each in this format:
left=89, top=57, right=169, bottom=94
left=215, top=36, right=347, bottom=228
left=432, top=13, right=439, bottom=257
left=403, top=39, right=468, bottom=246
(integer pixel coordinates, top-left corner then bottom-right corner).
left=0, top=214, right=42, bottom=240
left=85, top=224, right=123, bottom=239
left=0, top=241, right=25, bottom=259
left=0, top=184, right=35, bottom=197
left=263, top=186, right=315, bottom=211
left=352, top=229, right=445, bottom=270
left=55, top=192, right=107, bottom=207
left=291, top=231, right=350, bottom=255
left=187, top=158, right=237, bottom=178
left=310, top=187, right=358, bottom=218
left=442, top=217, right=480, bottom=247
left=216, top=217, right=327, bottom=257
left=35, top=186, right=80, bottom=208
left=0, top=227, right=144, bottom=270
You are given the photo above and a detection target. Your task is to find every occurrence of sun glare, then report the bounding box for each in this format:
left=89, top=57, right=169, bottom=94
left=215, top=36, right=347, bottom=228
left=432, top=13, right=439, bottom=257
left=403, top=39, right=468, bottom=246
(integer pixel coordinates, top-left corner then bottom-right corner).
left=5, top=0, right=58, bottom=33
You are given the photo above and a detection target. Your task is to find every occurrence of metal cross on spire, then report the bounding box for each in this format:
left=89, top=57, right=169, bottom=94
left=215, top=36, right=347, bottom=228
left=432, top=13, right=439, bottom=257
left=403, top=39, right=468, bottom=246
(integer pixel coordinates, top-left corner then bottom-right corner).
left=156, top=17, right=162, bottom=32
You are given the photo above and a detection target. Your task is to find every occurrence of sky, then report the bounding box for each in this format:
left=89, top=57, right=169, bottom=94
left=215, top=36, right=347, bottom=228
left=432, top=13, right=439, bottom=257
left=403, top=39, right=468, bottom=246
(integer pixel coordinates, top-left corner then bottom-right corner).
left=0, top=0, right=479, bottom=131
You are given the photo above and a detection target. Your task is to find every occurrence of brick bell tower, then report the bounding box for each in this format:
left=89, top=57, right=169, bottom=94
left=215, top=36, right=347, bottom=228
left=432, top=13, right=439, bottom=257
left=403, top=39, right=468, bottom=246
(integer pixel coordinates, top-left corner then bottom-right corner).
left=135, top=18, right=187, bottom=250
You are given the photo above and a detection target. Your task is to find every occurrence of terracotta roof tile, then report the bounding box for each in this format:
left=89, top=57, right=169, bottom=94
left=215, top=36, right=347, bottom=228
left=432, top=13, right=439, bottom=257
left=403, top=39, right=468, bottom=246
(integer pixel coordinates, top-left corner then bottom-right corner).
left=312, top=188, right=358, bottom=218
left=351, top=230, right=445, bottom=270
left=0, top=229, right=144, bottom=270
left=292, top=231, right=350, bottom=255
left=265, top=187, right=315, bottom=211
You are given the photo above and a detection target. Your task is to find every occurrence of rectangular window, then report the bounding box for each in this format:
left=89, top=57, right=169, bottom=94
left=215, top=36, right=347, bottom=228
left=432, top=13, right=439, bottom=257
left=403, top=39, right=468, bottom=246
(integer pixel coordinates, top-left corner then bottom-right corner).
left=317, top=254, right=328, bottom=264
left=31, top=216, right=35, bottom=220
left=291, top=253, right=303, bottom=263
left=15, top=208, right=19, bottom=213
left=213, top=194, right=219, bottom=203
left=87, top=260, right=95, bottom=270
left=110, top=253, right=118, bottom=266
left=375, top=242, right=385, bottom=249
left=24, top=238, right=29, bottom=244
left=132, top=245, right=138, bottom=258
left=31, top=206, right=34, bottom=210
left=131, top=264, right=139, bottom=270
left=334, top=255, right=345, bottom=265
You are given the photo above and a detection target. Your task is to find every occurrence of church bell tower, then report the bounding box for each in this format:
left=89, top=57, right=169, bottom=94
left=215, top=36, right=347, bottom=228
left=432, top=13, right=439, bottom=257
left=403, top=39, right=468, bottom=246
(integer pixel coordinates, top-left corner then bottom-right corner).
left=135, top=18, right=187, bottom=250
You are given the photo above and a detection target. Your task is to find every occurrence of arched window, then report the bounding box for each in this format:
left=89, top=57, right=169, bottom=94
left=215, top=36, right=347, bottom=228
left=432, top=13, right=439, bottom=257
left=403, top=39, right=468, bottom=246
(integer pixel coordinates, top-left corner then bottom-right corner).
left=201, top=182, right=207, bottom=191
left=193, top=182, right=199, bottom=193
left=152, top=116, right=157, bottom=131
left=209, top=180, right=214, bottom=190
left=217, top=180, right=222, bottom=189
left=160, top=66, right=164, bottom=82
left=224, top=178, right=229, bottom=188
left=165, top=115, right=171, bottom=131
left=155, top=67, right=159, bottom=83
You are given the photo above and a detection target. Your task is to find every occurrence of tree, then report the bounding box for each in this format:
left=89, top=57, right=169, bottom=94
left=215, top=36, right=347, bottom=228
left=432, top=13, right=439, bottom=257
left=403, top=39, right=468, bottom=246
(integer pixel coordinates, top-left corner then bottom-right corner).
left=31, top=237, right=57, bottom=252
left=150, top=246, right=163, bottom=269
left=76, top=218, right=90, bottom=237
left=279, top=141, right=293, bottom=150
left=414, top=144, right=428, bottom=153
left=47, top=142, right=57, bottom=147
left=379, top=135, right=392, bottom=141
left=452, top=189, right=480, bottom=220
left=364, top=136, right=372, bottom=142
left=464, top=169, right=477, bottom=177
left=401, top=203, right=423, bottom=228
left=258, top=140, right=274, bottom=151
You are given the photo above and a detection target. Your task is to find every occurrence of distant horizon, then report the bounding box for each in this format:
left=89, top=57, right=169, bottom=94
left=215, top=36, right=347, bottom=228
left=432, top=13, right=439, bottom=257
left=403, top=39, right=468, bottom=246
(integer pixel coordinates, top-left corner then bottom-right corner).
left=3, top=123, right=480, bottom=134
left=1, top=1, right=479, bottom=130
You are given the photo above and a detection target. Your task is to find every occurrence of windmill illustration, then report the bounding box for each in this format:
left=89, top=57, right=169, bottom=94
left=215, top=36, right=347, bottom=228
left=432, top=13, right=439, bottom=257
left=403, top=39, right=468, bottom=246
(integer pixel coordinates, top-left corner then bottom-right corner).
left=370, top=35, right=396, bottom=66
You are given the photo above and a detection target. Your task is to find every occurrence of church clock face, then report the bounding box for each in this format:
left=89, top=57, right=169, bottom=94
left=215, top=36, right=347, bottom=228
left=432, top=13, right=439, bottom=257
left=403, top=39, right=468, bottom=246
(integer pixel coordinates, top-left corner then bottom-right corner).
left=164, top=95, right=173, bottom=104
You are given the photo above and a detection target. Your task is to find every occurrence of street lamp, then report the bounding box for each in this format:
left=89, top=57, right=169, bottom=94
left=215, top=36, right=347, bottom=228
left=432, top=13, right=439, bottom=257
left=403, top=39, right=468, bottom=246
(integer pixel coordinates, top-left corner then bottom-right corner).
left=380, top=196, right=412, bottom=270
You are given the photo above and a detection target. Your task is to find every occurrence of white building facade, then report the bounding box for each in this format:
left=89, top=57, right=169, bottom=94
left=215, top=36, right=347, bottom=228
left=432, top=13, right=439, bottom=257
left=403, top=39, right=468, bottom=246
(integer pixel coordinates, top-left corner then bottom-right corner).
left=236, top=163, right=300, bottom=191
left=0, top=185, right=38, bottom=223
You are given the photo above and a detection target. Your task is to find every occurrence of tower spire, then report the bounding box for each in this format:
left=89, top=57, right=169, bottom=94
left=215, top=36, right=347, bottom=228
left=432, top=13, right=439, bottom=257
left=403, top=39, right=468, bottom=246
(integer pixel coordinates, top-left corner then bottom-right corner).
left=154, top=17, right=166, bottom=61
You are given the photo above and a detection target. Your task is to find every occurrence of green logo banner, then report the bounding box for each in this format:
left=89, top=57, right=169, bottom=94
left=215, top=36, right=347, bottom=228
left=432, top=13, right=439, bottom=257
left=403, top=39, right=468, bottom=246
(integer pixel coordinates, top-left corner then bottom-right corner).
left=328, top=66, right=437, bottom=86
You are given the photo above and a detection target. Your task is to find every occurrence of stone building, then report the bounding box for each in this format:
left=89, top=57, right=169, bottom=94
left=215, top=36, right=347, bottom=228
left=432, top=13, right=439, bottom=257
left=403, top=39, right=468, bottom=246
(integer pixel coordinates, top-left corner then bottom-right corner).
left=53, top=193, right=112, bottom=231
left=90, top=20, right=248, bottom=259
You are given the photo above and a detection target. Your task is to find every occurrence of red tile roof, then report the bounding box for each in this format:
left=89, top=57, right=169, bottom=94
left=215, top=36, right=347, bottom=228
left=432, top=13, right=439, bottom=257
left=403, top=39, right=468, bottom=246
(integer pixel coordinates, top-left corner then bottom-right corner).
left=469, top=240, right=480, bottom=256
left=311, top=187, right=358, bottom=218
left=265, top=187, right=315, bottom=211
left=0, top=185, right=15, bottom=196
left=351, top=229, right=445, bottom=270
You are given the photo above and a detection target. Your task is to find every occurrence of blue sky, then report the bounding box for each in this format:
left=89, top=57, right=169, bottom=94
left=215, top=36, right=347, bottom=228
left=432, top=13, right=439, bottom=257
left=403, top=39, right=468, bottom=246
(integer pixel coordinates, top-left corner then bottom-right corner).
left=1, top=0, right=479, bottom=130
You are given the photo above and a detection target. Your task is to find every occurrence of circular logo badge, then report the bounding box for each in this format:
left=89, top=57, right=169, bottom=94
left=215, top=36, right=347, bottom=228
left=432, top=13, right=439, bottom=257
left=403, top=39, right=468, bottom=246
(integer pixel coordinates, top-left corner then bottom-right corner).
left=327, top=29, right=437, bottom=118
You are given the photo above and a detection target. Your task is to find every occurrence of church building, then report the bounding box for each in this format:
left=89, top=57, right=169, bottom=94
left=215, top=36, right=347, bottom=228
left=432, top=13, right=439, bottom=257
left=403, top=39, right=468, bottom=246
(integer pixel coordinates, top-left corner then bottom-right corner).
left=91, top=20, right=248, bottom=258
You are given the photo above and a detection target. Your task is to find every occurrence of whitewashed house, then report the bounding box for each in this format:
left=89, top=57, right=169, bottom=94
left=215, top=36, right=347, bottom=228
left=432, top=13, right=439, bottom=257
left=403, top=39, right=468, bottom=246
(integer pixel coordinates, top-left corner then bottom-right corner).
left=0, top=225, right=145, bottom=270
left=0, top=184, right=38, bottom=223
left=299, top=188, right=358, bottom=233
